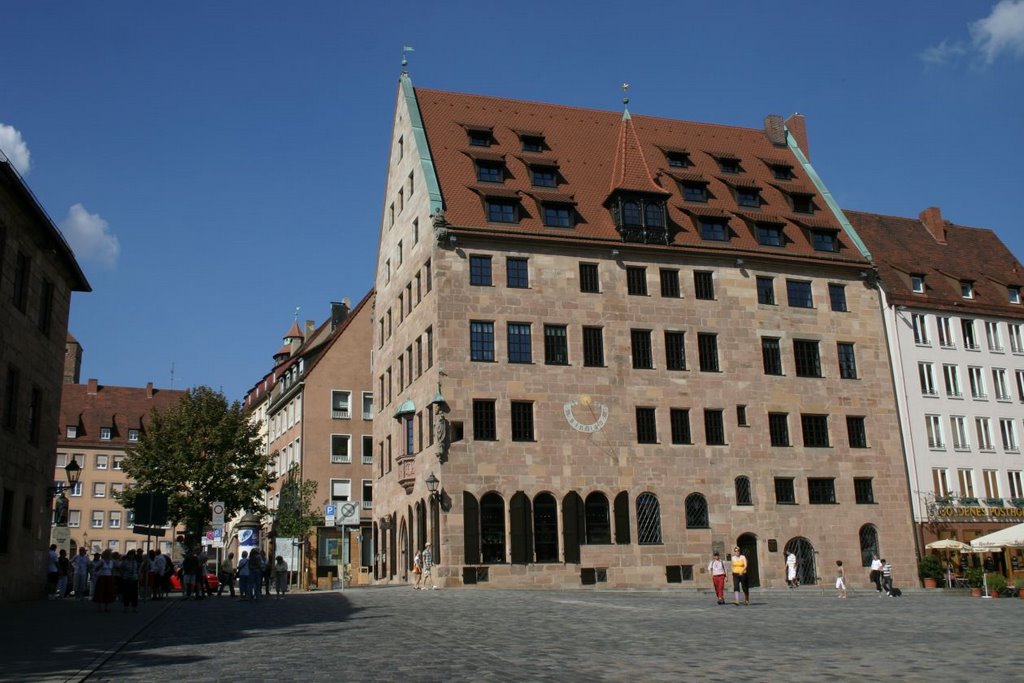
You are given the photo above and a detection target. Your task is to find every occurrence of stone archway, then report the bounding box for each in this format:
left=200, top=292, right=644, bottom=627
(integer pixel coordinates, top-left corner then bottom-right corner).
left=399, top=520, right=409, bottom=581
left=784, top=537, right=817, bottom=586
left=736, top=533, right=760, bottom=588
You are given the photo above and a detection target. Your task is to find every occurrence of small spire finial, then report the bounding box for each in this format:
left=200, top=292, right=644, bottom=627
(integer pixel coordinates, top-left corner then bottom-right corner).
left=402, top=45, right=415, bottom=68
left=294, top=306, right=300, bottom=321
left=621, top=82, right=630, bottom=106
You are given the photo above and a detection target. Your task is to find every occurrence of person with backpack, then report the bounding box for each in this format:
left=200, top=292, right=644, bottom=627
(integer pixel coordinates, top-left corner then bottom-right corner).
left=247, top=550, right=262, bottom=601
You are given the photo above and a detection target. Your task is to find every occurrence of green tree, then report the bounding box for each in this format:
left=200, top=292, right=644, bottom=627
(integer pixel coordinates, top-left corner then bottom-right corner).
left=273, top=469, right=321, bottom=543
left=117, top=385, right=274, bottom=547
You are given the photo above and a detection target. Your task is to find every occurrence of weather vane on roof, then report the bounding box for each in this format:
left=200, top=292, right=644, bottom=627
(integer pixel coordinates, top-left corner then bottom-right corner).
left=294, top=306, right=300, bottom=321
left=402, top=45, right=415, bottom=68
left=622, top=82, right=630, bottom=106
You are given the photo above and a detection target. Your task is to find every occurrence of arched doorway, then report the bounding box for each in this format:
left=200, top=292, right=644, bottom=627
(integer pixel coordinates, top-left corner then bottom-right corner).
left=859, top=524, right=879, bottom=568
left=784, top=536, right=817, bottom=586
left=736, top=533, right=760, bottom=587
left=399, top=520, right=408, bottom=581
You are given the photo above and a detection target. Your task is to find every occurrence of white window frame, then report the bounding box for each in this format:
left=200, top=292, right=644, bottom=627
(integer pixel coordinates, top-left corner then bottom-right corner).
left=912, top=313, right=930, bottom=345
left=968, top=366, right=987, bottom=399
left=951, top=416, right=969, bottom=451
left=112, top=455, right=124, bottom=471
left=976, top=417, right=994, bottom=451
left=933, top=468, right=950, bottom=497
left=361, top=479, right=373, bottom=509
left=943, top=364, right=962, bottom=398
left=69, top=481, right=82, bottom=497
left=331, top=390, right=352, bottom=420
left=961, top=281, right=974, bottom=299
left=911, top=275, right=925, bottom=293
left=68, top=510, right=81, bottom=528
left=330, top=433, right=352, bottom=464
left=958, top=468, right=976, bottom=498
left=926, top=414, right=944, bottom=449
left=962, top=320, right=978, bottom=350
left=66, top=425, right=78, bottom=438
left=96, top=454, right=108, bottom=470
left=127, top=429, right=140, bottom=442
left=919, top=362, right=936, bottom=396
left=983, top=470, right=1000, bottom=499
left=1010, top=324, right=1024, bottom=353
left=91, top=511, right=104, bottom=528
left=109, top=511, right=122, bottom=529
left=1011, top=287, right=1022, bottom=305
left=111, top=482, right=125, bottom=496
left=1000, top=418, right=1018, bottom=452
left=937, top=316, right=954, bottom=348
left=986, top=321, right=1003, bottom=352
left=93, top=482, right=107, bottom=498
left=993, top=368, right=1011, bottom=400
left=362, top=392, right=374, bottom=420
left=1017, top=370, right=1024, bottom=402
left=1009, top=471, right=1024, bottom=499
left=100, top=427, right=112, bottom=441
left=361, top=434, right=373, bottom=465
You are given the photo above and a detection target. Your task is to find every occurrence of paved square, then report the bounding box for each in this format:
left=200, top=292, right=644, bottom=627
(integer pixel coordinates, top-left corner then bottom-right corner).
left=66, top=587, right=1021, bottom=682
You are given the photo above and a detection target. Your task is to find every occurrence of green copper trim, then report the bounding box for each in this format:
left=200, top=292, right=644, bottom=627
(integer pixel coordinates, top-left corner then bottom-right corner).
left=400, top=73, right=443, bottom=214
left=785, top=128, right=872, bottom=261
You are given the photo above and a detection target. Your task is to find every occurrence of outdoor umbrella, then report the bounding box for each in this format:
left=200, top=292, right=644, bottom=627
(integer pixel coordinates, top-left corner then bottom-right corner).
left=969, top=522, right=1024, bottom=549
left=925, top=539, right=971, bottom=550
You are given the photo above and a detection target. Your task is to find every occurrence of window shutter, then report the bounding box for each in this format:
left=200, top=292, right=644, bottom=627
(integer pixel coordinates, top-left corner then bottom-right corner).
left=562, top=492, right=583, bottom=564
left=463, top=492, right=480, bottom=564
left=614, top=491, right=631, bottom=544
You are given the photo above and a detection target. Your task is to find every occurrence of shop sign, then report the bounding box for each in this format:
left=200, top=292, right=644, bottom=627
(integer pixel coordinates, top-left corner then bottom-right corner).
left=935, top=506, right=1024, bottom=519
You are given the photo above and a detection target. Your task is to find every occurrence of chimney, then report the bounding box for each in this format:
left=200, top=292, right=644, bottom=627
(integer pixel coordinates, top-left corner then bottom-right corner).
left=764, top=114, right=786, bottom=146
left=785, top=113, right=809, bottom=159
left=87, top=378, right=98, bottom=395
left=919, top=206, right=947, bottom=244
left=146, top=382, right=154, bottom=399
left=305, top=319, right=316, bottom=336
left=331, top=300, right=351, bottom=331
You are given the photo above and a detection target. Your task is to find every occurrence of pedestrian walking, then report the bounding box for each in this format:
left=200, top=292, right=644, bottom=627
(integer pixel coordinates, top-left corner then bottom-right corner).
left=870, top=554, right=884, bottom=596
left=412, top=550, right=422, bottom=589
left=881, top=559, right=894, bottom=596
left=72, top=547, right=90, bottom=599
left=92, top=549, right=117, bottom=612
left=708, top=551, right=728, bottom=604
left=182, top=549, right=198, bottom=599
left=46, top=544, right=59, bottom=598
left=56, top=549, right=71, bottom=599
left=263, top=552, right=273, bottom=596
left=248, top=550, right=262, bottom=601
left=238, top=551, right=250, bottom=600
left=731, top=546, right=749, bottom=605
left=786, top=551, right=798, bottom=589
left=836, top=560, right=847, bottom=599
left=419, top=542, right=435, bottom=590
left=138, top=549, right=151, bottom=601
left=120, top=550, right=141, bottom=612
left=218, top=552, right=236, bottom=597
left=150, top=551, right=166, bottom=600
left=274, top=556, right=288, bottom=597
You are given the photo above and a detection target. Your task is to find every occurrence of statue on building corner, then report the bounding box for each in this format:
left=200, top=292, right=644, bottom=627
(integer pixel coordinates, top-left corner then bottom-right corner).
left=53, top=491, right=69, bottom=527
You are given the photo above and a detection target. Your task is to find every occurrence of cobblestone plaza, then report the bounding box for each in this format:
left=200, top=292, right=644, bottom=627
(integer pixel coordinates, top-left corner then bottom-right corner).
left=6, top=587, right=1022, bottom=682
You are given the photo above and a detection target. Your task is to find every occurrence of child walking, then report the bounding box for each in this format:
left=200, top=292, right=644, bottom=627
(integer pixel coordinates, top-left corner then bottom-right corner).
left=835, top=560, right=847, bottom=599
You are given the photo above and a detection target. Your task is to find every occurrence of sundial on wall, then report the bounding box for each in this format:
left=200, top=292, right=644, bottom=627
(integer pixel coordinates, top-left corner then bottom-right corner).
left=563, top=395, right=609, bottom=433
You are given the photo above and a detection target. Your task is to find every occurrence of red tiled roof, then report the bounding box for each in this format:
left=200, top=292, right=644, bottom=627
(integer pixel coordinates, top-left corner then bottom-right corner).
left=846, top=209, right=1024, bottom=318
left=58, top=383, right=186, bottom=447
left=415, top=87, right=865, bottom=264
left=284, top=320, right=303, bottom=340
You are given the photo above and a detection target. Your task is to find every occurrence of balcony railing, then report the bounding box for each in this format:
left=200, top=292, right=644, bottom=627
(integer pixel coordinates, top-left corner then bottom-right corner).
left=332, top=408, right=351, bottom=419
left=361, top=500, right=373, bottom=509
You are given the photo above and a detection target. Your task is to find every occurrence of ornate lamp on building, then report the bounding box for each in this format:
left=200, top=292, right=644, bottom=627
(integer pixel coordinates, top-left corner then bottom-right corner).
left=50, top=459, right=82, bottom=527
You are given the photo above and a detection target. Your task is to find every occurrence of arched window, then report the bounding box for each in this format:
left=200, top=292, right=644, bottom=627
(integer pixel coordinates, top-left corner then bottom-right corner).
left=685, top=492, right=709, bottom=529
left=734, top=476, right=752, bottom=506
left=533, top=493, right=558, bottom=562
left=622, top=201, right=642, bottom=227
left=510, top=492, right=533, bottom=564
left=613, top=491, right=631, bottom=544
left=859, top=524, right=879, bottom=567
left=463, top=493, right=480, bottom=564
left=784, top=537, right=816, bottom=586
left=644, top=201, right=665, bottom=227
left=480, top=492, right=506, bottom=564
left=636, top=492, right=662, bottom=545
left=584, top=492, right=611, bottom=544
left=562, top=492, right=584, bottom=564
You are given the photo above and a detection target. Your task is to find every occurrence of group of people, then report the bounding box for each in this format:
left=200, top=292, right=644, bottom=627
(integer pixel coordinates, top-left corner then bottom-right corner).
left=46, top=544, right=172, bottom=612
left=706, top=546, right=752, bottom=605
left=410, top=542, right=435, bottom=590
left=218, top=549, right=289, bottom=600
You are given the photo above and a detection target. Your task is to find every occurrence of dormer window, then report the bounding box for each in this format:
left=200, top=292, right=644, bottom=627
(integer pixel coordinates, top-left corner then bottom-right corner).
left=911, top=275, right=926, bottom=293
left=771, top=164, right=794, bottom=180
left=520, top=135, right=545, bottom=152
left=128, top=429, right=140, bottom=442
left=611, top=195, right=669, bottom=244
left=486, top=199, right=518, bottom=224
left=476, top=160, right=503, bottom=183
left=811, top=229, right=838, bottom=253
left=792, top=193, right=815, bottom=214
left=756, top=223, right=784, bottom=247
left=718, top=157, right=742, bottom=174
left=737, top=187, right=761, bottom=208
left=543, top=204, right=574, bottom=228
left=699, top=219, right=729, bottom=242
left=961, top=281, right=974, bottom=299
left=1010, top=287, right=1021, bottom=304
left=66, top=425, right=77, bottom=439
left=530, top=166, right=558, bottom=188
left=100, top=427, right=112, bottom=441
left=665, top=151, right=691, bottom=168
left=468, top=129, right=493, bottom=147
left=682, top=182, right=707, bottom=203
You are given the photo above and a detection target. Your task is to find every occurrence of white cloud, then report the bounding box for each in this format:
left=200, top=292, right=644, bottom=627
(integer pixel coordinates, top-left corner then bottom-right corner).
left=59, top=203, right=120, bottom=269
left=0, top=123, right=31, bottom=175
left=919, top=39, right=968, bottom=65
left=922, top=1, right=1024, bottom=66
left=970, top=0, right=1024, bottom=64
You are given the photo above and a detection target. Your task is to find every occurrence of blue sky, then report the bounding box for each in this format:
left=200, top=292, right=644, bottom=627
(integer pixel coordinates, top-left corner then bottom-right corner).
left=2, top=1, right=1022, bottom=401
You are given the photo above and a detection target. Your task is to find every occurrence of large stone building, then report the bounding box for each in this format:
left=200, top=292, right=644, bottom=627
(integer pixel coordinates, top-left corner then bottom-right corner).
left=252, top=293, right=375, bottom=588
left=850, top=208, right=1024, bottom=574
left=0, top=154, right=90, bottom=601
left=54, top=363, right=185, bottom=557
left=370, top=75, right=917, bottom=589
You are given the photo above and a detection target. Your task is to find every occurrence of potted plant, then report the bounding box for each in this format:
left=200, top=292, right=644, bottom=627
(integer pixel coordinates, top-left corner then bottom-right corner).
left=987, top=572, right=1007, bottom=597
left=918, top=554, right=943, bottom=589
left=1014, top=576, right=1024, bottom=599
left=965, top=567, right=984, bottom=597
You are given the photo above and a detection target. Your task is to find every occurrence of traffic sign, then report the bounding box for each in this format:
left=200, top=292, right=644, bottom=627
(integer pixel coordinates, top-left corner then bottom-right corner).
left=325, top=504, right=337, bottom=517
left=211, top=501, right=225, bottom=526
left=335, top=501, right=361, bottom=527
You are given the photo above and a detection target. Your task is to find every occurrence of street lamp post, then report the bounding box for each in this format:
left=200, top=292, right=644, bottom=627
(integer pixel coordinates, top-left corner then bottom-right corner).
left=50, top=459, right=82, bottom=554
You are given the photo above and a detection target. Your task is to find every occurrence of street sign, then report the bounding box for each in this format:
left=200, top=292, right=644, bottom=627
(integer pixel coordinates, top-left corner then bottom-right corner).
left=213, top=528, right=224, bottom=548
left=335, top=501, right=361, bottom=527
left=325, top=504, right=337, bottom=517
left=211, top=501, right=225, bottom=527
left=132, top=525, right=166, bottom=537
